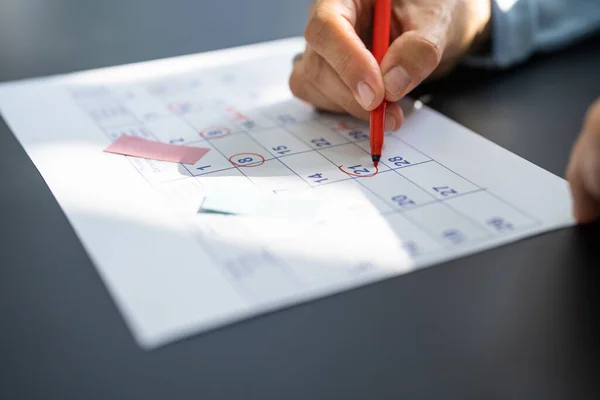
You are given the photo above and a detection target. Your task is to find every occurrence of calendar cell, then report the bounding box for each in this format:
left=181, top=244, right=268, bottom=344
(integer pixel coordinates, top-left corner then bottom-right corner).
left=122, top=93, right=173, bottom=118
left=184, top=109, right=241, bottom=136
left=335, top=128, right=370, bottom=143
left=103, top=124, right=154, bottom=141
left=199, top=127, right=233, bottom=140
left=444, top=191, right=538, bottom=234
left=145, top=116, right=199, bottom=144
left=356, top=185, right=396, bottom=214
left=146, top=79, right=198, bottom=99
left=311, top=179, right=394, bottom=215
left=356, top=136, right=431, bottom=168
left=228, top=153, right=265, bottom=168
left=261, top=99, right=316, bottom=125
left=195, top=167, right=257, bottom=193
left=182, top=141, right=237, bottom=176
left=319, top=143, right=390, bottom=176
left=384, top=214, right=445, bottom=256
left=403, top=202, right=489, bottom=247
left=166, top=101, right=204, bottom=116
left=318, top=114, right=368, bottom=131
left=208, top=133, right=269, bottom=164
left=248, top=127, right=312, bottom=158
left=279, top=151, right=349, bottom=186
left=127, top=156, right=191, bottom=184
left=223, top=106, right=277, bottom=132
left=397, top=162, right=480, bottom=200
left=240, top=159, right=311, bottom=192
left=285, top=121, right=349, bottom=150
left=85, top=103, right=139, bottom=128
left=358, top=170, right=436, bottom=211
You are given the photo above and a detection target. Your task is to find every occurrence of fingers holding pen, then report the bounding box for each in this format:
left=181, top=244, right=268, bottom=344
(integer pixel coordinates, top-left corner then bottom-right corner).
left=304, top=0, right=385, bottom=111
left=380, top=30, right=443, bottom=101
left=290, top=50, right=403, bottom=130
left=379, top=2, right=448, bottom=101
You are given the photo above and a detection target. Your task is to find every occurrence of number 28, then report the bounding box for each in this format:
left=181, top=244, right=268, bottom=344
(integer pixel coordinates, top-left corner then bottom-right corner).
left=388, top=156, right=410, bottom=166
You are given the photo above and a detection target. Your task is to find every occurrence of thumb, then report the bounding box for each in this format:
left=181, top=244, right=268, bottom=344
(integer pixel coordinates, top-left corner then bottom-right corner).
left=379, top=28, right=445, bottom=101
left=303, top=0, right=385, bottom=110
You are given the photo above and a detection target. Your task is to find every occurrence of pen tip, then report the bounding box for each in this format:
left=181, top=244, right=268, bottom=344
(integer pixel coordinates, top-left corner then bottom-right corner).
left=372, top=154, right=380, bottom=168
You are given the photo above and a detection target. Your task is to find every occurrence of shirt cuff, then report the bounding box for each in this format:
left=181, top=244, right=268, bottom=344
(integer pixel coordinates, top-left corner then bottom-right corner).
left=464, top=0, right=536, bottom=69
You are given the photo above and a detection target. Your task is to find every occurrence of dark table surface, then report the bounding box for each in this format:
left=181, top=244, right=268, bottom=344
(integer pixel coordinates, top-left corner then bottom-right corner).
left=1, top=1, right=600, bottom=399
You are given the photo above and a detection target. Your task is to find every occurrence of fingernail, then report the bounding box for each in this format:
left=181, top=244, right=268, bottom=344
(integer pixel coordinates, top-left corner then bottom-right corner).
left=357, top=81, right=375, bottom=109
left=384, top=66, right=411, bottom=96
left=384, top=113, right=396, bottom=131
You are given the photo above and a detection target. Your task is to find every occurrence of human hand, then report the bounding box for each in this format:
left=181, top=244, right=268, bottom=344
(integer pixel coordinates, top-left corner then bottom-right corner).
left=567, top=99, right=600, bottom=224
left=290, top=0, right=492, bottom=130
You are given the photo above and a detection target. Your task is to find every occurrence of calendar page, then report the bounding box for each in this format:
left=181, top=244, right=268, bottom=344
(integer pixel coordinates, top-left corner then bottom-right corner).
left=0, top=38, right=574, bottom=349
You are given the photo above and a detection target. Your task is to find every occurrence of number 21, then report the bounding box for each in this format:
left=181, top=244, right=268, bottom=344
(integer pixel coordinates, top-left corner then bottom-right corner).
left=433, top=186, right=458, bottom=197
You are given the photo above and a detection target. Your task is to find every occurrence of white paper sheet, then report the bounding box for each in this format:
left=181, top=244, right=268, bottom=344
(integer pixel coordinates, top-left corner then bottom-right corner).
left=0, top=37, right=574, bottom=349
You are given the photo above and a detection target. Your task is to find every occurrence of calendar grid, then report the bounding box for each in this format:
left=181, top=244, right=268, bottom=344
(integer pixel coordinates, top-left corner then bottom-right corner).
left=380, top=164, right=497, bottom=244
left=389, top=134, right=541, bottom=225
left=307, top=119, right=514, bottom=248
left=173, top=117, right=265, bottom=191
left=68, top=80, right=544, bottom=260
left=292, top=119, right=478, bottom=249
left=393, top=135, right=485, bottom=190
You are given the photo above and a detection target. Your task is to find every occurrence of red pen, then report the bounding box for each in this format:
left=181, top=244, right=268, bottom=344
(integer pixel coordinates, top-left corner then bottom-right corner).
left=369, top=0, right=391, bottom=167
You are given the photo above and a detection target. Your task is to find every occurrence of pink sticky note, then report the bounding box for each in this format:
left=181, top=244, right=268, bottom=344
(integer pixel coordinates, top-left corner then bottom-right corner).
left=104, top=136, right=210, bottom=164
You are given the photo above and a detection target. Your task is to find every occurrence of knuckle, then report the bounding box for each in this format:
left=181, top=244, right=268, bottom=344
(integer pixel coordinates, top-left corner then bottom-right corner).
left=413, top=34, right=443, bottom=72
left=398, top=31, right=443, bottom=77
left=422, top=3, right=450, bottom=25
left=304, top=8, right=332, bottom=49
left=333, top=50, right=353, bottom=81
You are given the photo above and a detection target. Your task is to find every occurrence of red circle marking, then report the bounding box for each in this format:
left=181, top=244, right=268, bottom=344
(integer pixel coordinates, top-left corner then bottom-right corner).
left=229, top=152, right=266, bottom=168
left=199, top=127, right=231, bottom=139
left=338, top=164, right=379, bottom=178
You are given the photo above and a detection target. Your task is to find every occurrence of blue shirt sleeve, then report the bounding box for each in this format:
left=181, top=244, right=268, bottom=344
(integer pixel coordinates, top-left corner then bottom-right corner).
left=466, top=0, right=600, bottom=68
